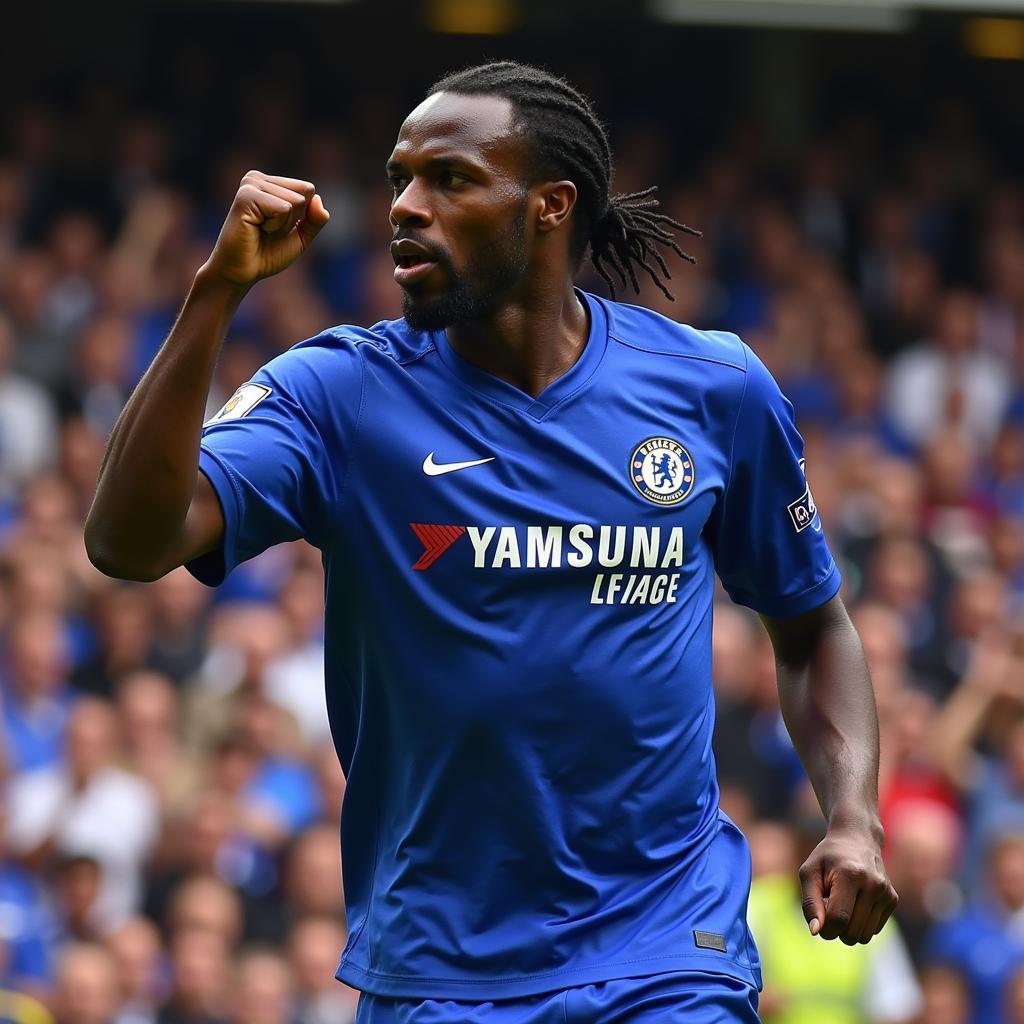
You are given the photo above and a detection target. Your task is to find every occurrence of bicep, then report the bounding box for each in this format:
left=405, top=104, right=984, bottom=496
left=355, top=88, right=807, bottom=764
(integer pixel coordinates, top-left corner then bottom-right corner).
left=165, top=469, right=225, bottom=573
left=760, top=594, right=852, bottom=669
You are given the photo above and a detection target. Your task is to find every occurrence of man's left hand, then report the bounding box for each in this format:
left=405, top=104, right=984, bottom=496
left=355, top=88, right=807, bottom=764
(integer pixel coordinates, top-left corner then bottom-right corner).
left=798, top=825, right=899, bottom=944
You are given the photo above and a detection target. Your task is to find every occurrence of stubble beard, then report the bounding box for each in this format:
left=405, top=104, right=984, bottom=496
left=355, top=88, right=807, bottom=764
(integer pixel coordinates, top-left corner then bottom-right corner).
left=401, top=204, right=529, bottom=333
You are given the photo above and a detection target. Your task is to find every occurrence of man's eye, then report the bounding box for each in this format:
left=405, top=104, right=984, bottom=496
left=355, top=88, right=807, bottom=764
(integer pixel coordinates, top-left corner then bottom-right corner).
left=441, top=172, right=468, bottom=187
left=388, top=177, right=408, bottom=193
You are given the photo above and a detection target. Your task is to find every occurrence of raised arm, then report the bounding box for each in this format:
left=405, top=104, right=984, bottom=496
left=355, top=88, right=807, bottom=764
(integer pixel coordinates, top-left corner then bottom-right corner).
left=928, top=633, right=1020, bottom=789
left=85, top=172, right=329, bottom=581
left=761, top=593, right=899, bottom=945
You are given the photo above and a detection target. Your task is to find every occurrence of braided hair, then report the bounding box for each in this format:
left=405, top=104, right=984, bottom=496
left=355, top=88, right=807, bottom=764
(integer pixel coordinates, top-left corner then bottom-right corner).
left=427, top=61, right=700, bottom=301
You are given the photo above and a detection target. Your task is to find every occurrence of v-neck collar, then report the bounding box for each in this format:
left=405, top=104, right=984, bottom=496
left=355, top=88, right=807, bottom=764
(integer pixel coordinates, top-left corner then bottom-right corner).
left=430, top=289, right=608, bottom=420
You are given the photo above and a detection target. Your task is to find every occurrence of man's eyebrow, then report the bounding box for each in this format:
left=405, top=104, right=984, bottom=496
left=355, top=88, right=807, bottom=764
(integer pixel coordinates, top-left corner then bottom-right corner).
left=385, top=152, right=487, bottom=176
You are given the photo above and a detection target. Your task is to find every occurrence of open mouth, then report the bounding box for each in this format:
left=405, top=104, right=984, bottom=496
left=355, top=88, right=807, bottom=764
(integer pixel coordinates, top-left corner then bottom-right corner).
left=393, top=252, right=439, bottom=285
left=396, top=253, right=431, bottom=270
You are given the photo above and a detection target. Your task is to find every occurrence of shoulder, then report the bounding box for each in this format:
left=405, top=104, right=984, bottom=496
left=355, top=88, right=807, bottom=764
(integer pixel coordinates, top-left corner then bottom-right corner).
left=593, top=293, right=790, bottom=418
left=256, top=317, right=433, bottom=391
left=597, top=293, right=749, bottom=373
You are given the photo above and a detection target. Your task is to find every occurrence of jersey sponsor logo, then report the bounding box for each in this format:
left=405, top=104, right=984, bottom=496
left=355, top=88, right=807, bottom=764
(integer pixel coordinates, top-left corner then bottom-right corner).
left=410, top=523, right=685, bottom=570
left=204, top=383, right=272, bottom=425
left=410, top=523, right=465, bottom=570
left=787, top=458, right=820, bottom=533
left=409, top=523, right=686, bottom=605
left=629, top=437, right=695, bottom=506
left=422, top=452, right=496, bottom=476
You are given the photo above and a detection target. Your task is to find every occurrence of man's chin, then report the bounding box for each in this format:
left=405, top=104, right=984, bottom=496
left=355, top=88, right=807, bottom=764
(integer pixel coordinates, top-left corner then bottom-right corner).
left=401, top=292, right=461, bottom=333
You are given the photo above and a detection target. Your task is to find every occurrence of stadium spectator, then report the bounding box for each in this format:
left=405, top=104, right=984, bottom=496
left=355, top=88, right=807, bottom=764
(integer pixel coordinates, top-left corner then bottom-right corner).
left=916, top=965, right=971, bottom=1024
left=5, top=698, right=158, bottom=925
left=287, top=917, right=358, bottom=1024
left=164, top=877, right=242, bottom=951
left=925, top=818, right=1024, bottom=1024
left=53, top=943, right=120, bottom=1024
left=156, top=929, right=229, bottom=1024
left=930, top=631, right=1024, bottom=889
left=106, top=916, right=165, bottom=1024
left=3, top=250, right=73, bottom=390
left=886, top=290, right=1011, bottom=451
left=142, top=791, right=235, bottom=929
left=60, top=314, right=135, bottom=437
left=115, top=670, right=198, bottom=819
left=183, top=603, right=296, bottom=758
left=0, top=795, right=55, bottom=999
left=50, top=855, right=105, bottom=944
left=229, top=949, right=294, bottom=1024
left=885, top=800, right=964, bottom=965
left=1, top=612, right=74, bottom=774
left=282, top=826, right=345, bottom=922
left=0, top=311, right=58, bottom=503
left=263, top=567, right=329, bottom=748
left=70, top=587, right=154, bottom=699
left=144, top=570, right=210, bottom=687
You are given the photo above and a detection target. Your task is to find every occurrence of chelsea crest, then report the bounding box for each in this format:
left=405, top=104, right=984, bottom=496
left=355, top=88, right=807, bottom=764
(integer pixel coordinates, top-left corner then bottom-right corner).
left=629, top=437, right=695, bottom=506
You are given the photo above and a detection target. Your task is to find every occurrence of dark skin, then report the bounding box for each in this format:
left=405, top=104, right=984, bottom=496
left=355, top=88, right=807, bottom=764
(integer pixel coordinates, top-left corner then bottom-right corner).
left=85, top=90, right=896, bottom=945
left=386, top=93, right=588, bottom=395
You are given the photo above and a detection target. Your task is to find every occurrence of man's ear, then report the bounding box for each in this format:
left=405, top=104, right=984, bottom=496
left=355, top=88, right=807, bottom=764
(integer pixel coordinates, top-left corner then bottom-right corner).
left=535, top=180, right=578, bottom=234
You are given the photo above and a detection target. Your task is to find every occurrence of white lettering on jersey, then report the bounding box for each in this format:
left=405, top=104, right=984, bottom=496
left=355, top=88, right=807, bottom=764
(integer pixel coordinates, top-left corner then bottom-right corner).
left=630, top=527, right=660, bottom=567
left=597, top=526, right=627, bottom=568
left=526, top=526, right=563, bottom=568
left=590, top=572, right=682, bottom=605
left=662, top=528, right=685, bottom=568
left=492, top=526, right=521, bottom=568
left=567, top=524, right=595, bottom=567
left=467, top=526, right=496, bottom=567
left=414, top=523, right=688, bottom=609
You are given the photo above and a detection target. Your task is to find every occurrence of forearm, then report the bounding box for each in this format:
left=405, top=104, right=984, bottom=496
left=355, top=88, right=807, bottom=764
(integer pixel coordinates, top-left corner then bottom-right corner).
left=771, top=608, right=882, bottom=837
left=85, top=266, right=248, bottom=578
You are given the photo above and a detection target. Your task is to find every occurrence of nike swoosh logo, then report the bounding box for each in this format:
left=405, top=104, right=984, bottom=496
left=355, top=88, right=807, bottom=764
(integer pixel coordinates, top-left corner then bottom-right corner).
left=422, top=452, right=495, bottom=476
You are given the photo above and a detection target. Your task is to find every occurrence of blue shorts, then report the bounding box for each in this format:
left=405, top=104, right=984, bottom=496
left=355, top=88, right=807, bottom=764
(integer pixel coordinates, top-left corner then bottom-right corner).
left=355, top=972, right=760, bottom=1023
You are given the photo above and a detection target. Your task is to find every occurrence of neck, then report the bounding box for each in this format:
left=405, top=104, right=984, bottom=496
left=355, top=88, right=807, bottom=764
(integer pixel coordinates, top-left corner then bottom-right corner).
left=445, top=280, right=589, bottom=398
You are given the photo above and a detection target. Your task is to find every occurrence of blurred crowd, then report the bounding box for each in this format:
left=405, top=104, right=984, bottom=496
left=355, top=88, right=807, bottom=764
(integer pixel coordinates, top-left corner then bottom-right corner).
left=0, top=54, right=1023, bottom=1024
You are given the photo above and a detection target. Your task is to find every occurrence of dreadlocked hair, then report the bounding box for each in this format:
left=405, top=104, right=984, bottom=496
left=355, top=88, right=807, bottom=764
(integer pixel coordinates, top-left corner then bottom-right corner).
left=427, top=61, right=701, bottom=301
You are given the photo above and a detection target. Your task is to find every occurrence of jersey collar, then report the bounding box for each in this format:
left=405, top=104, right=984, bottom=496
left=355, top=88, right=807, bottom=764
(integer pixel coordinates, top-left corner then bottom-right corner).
left=430, top=289, right=609, bottom=420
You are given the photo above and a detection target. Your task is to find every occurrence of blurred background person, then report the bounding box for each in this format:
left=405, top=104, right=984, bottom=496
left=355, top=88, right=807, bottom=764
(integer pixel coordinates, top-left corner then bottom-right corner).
left=5, top=697, right=158, bottom=927
left=924, top=816, right=1024, bottom=1024
left=52, top=944, right=120, bottom=1024
left=106, top=916, right=165, bottom=1024
left=287, top=917, right=358, bottom=1024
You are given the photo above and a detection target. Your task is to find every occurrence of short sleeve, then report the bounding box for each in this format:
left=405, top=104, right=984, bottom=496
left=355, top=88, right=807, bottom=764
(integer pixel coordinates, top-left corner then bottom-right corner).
left=187, top=339, right=354, bottom=586
left=706, top=344, right=841, bottom=618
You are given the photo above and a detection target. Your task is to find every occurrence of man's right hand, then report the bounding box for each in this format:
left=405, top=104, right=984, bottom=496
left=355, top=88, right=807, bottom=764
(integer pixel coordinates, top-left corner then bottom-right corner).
left=203, top=170, right=330, bottom=287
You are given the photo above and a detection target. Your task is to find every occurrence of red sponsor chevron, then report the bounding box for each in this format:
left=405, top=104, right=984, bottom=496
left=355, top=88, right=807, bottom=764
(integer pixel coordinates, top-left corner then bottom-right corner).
left=410, top=524, right=465, bottom=570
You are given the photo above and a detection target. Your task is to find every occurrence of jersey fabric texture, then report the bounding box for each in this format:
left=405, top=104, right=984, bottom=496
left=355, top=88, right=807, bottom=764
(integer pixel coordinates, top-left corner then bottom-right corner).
left=188, top=289, right=840, bottom=1000
left=354, top=970, right=760, bottom=1023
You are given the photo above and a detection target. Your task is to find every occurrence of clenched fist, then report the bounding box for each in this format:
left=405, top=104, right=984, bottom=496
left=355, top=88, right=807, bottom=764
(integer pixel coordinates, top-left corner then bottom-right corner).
left=800, top=824, right=898, bottom=945
left=202, top=170, right=330, bottom=287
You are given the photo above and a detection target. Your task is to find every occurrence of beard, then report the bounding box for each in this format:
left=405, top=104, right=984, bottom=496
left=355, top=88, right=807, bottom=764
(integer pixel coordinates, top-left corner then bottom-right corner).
left=401, top=203, right=529, bottom=332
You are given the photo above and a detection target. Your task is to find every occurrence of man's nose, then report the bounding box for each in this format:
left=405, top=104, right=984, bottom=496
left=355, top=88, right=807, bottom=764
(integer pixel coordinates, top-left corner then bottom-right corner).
left=390, top=180, right=433, bottom=228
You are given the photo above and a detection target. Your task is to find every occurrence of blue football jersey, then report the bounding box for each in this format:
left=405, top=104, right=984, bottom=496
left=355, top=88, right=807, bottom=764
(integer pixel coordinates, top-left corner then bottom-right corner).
left=189, top=290, right=840, bottom=999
